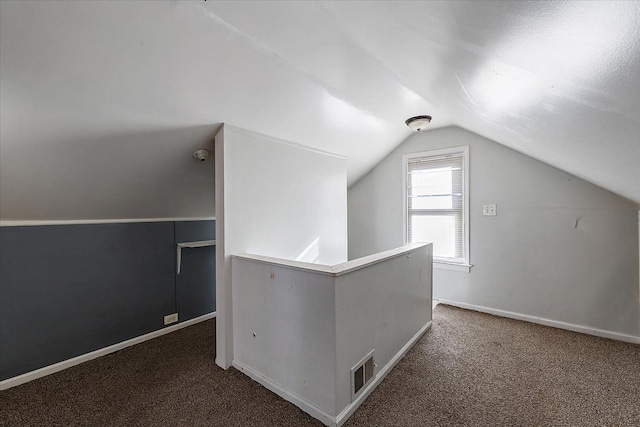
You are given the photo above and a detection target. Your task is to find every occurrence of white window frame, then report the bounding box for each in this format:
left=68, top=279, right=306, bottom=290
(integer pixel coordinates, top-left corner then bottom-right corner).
left=402, top=146, right=471, bottom=272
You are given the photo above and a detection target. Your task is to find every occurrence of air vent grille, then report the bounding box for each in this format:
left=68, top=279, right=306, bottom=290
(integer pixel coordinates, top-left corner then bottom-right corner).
left=351, top=350, right=375, bottom=401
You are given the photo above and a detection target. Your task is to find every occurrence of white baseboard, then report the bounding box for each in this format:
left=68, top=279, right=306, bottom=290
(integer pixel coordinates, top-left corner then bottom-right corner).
left=232, top=321, right=433, bottom=427
left=335, top=321, right=432, bottom=427
left=438, top=299, right=640, bottom=345
left=232, top=360, right=337, bottom=427
left=0, top=312, right=216, bottom=391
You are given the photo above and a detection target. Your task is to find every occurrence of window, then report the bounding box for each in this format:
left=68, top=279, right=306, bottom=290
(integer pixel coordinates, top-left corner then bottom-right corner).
left=403, top=146, right=470, bottom=270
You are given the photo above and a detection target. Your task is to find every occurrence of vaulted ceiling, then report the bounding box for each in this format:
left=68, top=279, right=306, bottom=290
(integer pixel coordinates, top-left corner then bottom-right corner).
left=1, top=1, right=639, bottom=219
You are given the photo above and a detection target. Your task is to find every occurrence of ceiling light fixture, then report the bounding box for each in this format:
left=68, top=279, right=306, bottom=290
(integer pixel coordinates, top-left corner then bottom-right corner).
left=405, top=115, right=432, bottom=131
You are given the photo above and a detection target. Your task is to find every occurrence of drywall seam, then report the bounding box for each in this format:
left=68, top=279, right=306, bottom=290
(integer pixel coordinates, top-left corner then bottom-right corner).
left=438, top=299, right=640, bottom=345
left=0, top=217, right=216, bottom=227
left=0, top=312, right=216, bottom=391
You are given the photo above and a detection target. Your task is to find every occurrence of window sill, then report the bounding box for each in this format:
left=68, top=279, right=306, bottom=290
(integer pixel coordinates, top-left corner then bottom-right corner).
left=434, top=260, right=472, bottom=272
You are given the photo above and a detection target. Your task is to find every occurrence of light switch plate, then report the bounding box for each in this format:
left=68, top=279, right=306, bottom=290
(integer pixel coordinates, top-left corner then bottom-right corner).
left=483, top=204, right=497, bottom=216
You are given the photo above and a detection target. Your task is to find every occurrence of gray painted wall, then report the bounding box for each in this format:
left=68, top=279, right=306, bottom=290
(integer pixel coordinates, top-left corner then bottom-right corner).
left=0, top=220, right=215, bottom=380
left=348, top=126, right=639, bottom=337
left=0, top=125, right=217, bottom=221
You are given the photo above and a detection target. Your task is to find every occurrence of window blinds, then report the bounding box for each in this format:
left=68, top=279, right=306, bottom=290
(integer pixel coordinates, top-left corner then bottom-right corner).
left=407, top=152, right=464, bottom=261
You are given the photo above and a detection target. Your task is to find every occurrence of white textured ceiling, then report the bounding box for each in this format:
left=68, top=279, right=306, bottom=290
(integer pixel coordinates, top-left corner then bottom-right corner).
left=1, top=1, right=639, bottom=219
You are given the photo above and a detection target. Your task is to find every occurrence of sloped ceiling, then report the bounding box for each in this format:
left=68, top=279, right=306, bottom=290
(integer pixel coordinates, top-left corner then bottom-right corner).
left=1, top=1, right=639, bottom=220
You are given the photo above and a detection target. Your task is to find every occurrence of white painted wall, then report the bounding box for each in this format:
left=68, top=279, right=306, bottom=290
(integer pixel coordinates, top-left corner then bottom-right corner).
left=215, top=125, right=347, bottom=368
left=349, top=126, right=640, bottom=338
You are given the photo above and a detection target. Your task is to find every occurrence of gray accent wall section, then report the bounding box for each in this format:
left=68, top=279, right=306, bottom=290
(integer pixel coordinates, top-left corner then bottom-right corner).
left=348, top=126, right=640, bottom=338
left=176, top=220, right=215, bottom=243
left=0, top=220, right=215, bottom=381
left=178, top=246, right=216, bottom=323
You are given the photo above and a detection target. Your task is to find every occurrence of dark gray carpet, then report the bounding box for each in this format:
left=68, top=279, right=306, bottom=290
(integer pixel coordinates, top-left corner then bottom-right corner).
left=1, top=305, right=638, bottom=426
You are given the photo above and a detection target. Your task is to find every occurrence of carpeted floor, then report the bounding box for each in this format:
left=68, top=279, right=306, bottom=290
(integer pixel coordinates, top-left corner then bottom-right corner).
left=1, top=305, right=638, bottom=426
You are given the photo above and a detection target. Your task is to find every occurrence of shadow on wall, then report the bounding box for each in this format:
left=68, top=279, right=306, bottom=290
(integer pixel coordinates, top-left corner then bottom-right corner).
left=0, top=124, right=221, bottom=220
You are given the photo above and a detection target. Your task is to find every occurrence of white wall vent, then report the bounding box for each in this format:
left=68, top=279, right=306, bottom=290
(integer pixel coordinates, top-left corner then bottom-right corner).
left=351, top=350, right=375, bottom=401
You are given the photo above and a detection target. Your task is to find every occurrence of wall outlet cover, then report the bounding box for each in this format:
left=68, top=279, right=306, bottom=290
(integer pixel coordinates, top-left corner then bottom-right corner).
left=164, top=313, right=178, bottom=325
left=483, top=204, right=497, bottom=216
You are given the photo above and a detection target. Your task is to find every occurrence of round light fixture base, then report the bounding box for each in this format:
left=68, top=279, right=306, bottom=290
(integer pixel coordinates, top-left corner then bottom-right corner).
left=405, top=115, right=432, bottom=131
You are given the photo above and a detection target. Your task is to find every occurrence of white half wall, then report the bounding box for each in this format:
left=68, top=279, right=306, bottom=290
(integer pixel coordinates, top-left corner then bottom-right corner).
left=232, top=259, right=337, bottom=417
left=334, top=243, right=433, bottom=417
left=215, top=125, right=348, bottom=368
left=348, top=126, right=640, bottom=339
left=231, top=243, right=432, bottom=426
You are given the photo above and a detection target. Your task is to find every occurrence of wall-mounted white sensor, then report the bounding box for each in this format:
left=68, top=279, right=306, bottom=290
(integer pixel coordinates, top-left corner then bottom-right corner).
left=193, top=149, right=209, bottom=163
